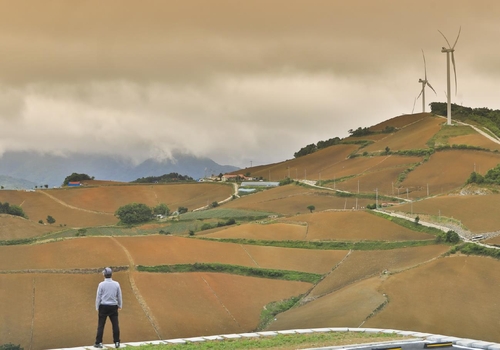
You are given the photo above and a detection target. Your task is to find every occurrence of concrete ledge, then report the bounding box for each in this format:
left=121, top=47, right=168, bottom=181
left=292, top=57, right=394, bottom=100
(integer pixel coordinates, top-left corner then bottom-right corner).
left=51, top=327, right=500, bottom=350
left=471, top=341, right=497, bottom=349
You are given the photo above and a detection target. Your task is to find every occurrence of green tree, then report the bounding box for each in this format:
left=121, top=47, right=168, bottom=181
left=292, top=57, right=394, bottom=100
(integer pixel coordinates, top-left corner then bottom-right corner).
left=178, top=206, right=188, bottom=214
left=63, top=172, right=92, bottom=186
left=210, top=201, right=219, bottom=208
left=153, top=203, right=170, bottom=216
left=46, top=215, right=56, bottom=224
left=307, top=205, right=315, bottom=213
left=385, top=146, right=391, bottom=154
left=414, top=216, right=420, bottom=225
left=44, top=184, right=48, bottom=189
left=115, top=203, right=152, bottom=224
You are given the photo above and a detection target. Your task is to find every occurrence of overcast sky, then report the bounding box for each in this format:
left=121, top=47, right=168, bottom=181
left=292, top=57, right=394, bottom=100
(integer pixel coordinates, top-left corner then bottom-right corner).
left=1, top=0, right=499, bottom=168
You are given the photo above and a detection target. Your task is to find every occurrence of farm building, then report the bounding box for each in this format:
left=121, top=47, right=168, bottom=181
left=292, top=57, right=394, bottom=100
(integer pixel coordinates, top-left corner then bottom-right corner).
left=67, top=181, right=81, bottom=187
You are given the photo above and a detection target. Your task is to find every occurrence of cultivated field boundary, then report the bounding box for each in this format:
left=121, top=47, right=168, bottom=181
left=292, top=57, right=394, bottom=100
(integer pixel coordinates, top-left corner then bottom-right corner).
left=49, top=327, right=500, bottom=350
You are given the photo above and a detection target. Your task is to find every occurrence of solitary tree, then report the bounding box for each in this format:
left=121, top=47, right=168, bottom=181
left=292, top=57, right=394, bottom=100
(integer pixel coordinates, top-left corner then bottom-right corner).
left=115, top=203, right=152, bottom=225
left=46, top=215, right=56, bottom=224
left=414, top=215, right=420, bottom=225
left=307, top=205, right=316, bottom=213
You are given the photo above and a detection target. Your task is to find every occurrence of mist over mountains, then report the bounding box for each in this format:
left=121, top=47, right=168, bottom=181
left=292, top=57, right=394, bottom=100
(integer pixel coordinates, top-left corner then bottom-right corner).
left=0, top=151, right=239, bottom=188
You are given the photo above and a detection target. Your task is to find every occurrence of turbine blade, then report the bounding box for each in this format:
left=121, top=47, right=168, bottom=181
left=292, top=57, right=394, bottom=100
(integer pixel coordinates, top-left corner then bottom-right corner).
left=412, top=97, right=417, bottom=114
left=451, top=52, right=458, bottom=94
left=422, top=49, right=428, bottom=79
left=427, top=81, right=437, bottom=95
left=417, top=87, right=424, bottom=100
left=438, top=29, right=452, bottom=48
left=452, top=26, right=462, bottom=49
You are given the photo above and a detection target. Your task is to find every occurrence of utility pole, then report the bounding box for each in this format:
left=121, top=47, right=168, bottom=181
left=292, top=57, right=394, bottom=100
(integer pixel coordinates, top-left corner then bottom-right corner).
left=376, top=188, right=378, bottom=209
left=427, top=183, right=429, bottom=197
left=357, top=180, right=360, bottom=194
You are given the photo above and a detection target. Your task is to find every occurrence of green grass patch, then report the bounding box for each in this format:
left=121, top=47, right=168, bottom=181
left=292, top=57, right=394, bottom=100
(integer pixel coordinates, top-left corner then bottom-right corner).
left=137, top=331, right=408, bottom=350
left=452, top=242, right=500, bottom=258
left=137, top=263, right=323, bottom=284
left=195, top=237, right=435, bottom=250
left=368, top=211, right=444, bottom=236
left=180, top=208, right=276, bottom=221
left=427, top=124, right=475, bottom=148
left=258, top=295, right=303, bottom=330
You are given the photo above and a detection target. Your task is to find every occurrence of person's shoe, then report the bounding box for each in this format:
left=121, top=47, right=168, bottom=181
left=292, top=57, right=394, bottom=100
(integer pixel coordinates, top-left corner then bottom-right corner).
left=115, top=342, right=120, bottom=348
left=94, top=344, right=103, bottom=348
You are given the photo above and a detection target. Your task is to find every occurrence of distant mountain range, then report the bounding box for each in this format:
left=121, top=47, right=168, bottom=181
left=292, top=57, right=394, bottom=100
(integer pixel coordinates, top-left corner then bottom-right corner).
left=0, top=151, right=239, bottom=188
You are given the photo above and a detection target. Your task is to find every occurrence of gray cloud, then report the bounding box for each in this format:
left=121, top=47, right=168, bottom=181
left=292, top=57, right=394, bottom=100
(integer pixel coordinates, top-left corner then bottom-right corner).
left=0, top=0, right=500, bottom=168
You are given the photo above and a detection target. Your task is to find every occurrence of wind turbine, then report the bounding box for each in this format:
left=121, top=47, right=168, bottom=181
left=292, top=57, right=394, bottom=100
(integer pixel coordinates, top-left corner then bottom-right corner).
left=438, top=26, right=461, bottom=125
left=415, top=49, right=436, bottom=113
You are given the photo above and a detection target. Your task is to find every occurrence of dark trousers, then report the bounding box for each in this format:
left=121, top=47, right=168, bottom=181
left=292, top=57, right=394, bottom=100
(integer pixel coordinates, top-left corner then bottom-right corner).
left=95, top=304, right=120, bottom=344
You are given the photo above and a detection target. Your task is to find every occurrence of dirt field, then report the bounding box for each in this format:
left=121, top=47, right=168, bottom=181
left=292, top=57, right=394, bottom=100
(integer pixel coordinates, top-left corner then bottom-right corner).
left=133, top=272, right=312, bottom=339
left=391, top=194, right=500, bottom=233
left=0, top=214, right=55, bottom=239
left=308, top=245, right=450, bottom=299
left=266, top=277, right=385, bottom=331
left=114, top=235, right=342, bottom=274
left=283, top=211, right=434, bottom=241
left=364, top=255, right=500, bottom=343
left=369, top=113, right=430, bottom=131
left=0, top=271, right=159, bottom=350
left=0, top=237, right=128, bottom=271
left=362, top=115, right=443, bottom=153
left=448, top=133, right=500, bottom=151
left=203, top=222, right=308, bottom=241
left=42, top=183, right=233, bottom=214
left=0, top=190, right=117, bottom=228
left=401, top=150, right=500, bottom=198
left=224, top=185, right=373, bottom=215
left=238, top=144, right=360, bottom=181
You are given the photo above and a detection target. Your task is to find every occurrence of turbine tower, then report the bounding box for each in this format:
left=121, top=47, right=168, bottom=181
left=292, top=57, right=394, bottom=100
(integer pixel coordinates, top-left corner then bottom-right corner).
left=438, top=27, right=461, bottom=125
left=416, top=49, right=436, bottom=113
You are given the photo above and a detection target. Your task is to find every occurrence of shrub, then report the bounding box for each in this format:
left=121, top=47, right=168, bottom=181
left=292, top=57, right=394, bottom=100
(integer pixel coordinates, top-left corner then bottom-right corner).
left=46, top=215, right=56, bottom=224
left=115, top=203, right=152, bottom=225
left=0, top=343, right=23, bottom=350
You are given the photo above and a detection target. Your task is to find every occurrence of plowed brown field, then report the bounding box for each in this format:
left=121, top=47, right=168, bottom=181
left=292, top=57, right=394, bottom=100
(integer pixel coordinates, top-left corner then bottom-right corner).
left=240, top=245, right=347, bottom=274
left=308, top=245, right=450, bottom=299
left=225, top=185, right=373, bottom=215
left=448, top=133, right=500, bottom=151
left=236, top=144, right=359, bottom=181
left=362, top=115, right=443, bottom=153
left=370, top=113, right=429, bottom=131
left=0, top=190, right=117, bottom=228
left=402, top=150, right=500, bottom=198
left=0, top=237, right=128, bottom=271
left=391, top=194, right=500, bottom=233
left=204, top=222, right=307, bottom=241
left=41, top=183, right=233, bottom=214
left=283, top=211, right=433, bottom=241
left=331, top=166, right=406, bottom=196
left=114, top=235, right=341, bottom=274
left=317, top=155, right=422, bottom=184
left=0, top=214, right=55, bottom=239
left=364, top=255, right=500, bottom=343
left=0, top=272, right=158, bottom=350
left=133, top=272, right=312, bottom=339
left=266, top=277, right=385, bottom=331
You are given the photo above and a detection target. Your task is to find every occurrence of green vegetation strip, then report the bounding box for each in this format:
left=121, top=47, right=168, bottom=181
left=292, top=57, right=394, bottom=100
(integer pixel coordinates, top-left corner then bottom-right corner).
left=195, top=237, right=435, bottom=250
left=138, top=332, right=408, bottom=350
left=453, top=243, right=500, bottom=259
left=368, top=211, right=444, bottom=236
left=180, top=208, right=276, bottom=221
left=137, top=263, right=323, bottom=284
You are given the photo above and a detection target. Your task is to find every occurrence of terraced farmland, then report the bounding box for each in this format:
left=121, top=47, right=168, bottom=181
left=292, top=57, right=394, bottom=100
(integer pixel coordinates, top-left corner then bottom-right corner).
left=4, top=111, right=500, bottom=349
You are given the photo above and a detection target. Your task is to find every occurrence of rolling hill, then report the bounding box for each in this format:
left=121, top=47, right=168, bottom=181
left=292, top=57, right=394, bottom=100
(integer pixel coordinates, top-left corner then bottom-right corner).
left=3, top=111, right=500, bottom=350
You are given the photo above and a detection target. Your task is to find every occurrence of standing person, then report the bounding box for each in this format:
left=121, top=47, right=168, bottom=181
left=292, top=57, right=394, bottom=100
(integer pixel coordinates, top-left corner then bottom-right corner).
left=94, top=267, right=122, bottom=348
